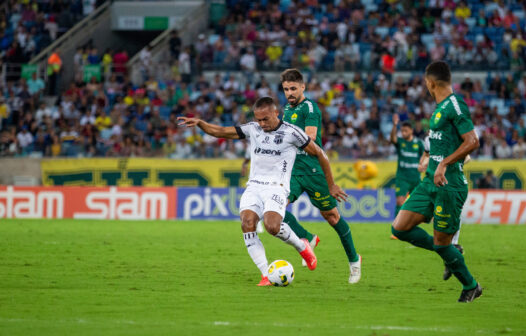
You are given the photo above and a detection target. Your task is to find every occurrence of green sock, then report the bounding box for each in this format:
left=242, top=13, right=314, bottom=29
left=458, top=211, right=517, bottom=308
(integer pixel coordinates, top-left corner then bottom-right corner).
left=395, top=204, right=401, bottom=217
left=283, top=211, right=313, bottom=241
left=391, top=226, right=434, bottom=251
left=434, top=244, right=477, bottom=290
left=332, top=217, right=359, bottom=262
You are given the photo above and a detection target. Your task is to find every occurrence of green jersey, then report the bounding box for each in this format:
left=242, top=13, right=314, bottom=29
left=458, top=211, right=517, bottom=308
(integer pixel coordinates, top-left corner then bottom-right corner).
left=426, top=93, right=474, bottom=191
left=395, top=136, right=424, bottom=182
left=283, top=98, right=323, bottom=176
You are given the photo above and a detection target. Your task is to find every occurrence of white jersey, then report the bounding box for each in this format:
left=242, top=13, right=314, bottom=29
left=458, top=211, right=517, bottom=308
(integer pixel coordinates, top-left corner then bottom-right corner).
left=235, top=121, right=311, bottom=193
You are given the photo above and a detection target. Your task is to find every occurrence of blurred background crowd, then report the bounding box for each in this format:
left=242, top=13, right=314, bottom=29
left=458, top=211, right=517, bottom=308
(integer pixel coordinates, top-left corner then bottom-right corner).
left=0, top=0, right=526, bottom=160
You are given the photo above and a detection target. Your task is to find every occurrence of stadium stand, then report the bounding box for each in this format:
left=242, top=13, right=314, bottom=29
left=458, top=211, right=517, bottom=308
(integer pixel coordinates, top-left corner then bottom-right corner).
left=0, top=0, right=525, bottom=160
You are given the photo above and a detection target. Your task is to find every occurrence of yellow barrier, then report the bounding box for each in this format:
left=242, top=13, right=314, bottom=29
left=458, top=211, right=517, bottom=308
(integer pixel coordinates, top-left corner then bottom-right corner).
left=41, top=158, right=526, bottom=190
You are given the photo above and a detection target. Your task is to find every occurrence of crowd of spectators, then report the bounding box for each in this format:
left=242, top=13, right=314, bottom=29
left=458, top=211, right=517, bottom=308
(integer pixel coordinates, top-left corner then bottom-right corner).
left=193, top=0, right=526, bottom=73
left=0, top=0, right=526, bottom=161
left=0, top=0, right=98, bottom=65
left=1, top=66, right=526, bottom=160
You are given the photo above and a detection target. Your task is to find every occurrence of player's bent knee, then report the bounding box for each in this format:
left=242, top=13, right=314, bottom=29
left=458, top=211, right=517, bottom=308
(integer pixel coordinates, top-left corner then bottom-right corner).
left=264, top=221, right=280, bottom=235
left=241, top=220, right=257, bottom=233
left=321, top=208, right=340, bottom=226
left=240, top=210, right=259, bottom=232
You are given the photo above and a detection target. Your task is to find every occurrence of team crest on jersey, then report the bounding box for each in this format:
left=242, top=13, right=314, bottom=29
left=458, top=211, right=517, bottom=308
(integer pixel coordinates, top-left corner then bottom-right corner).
left=434, top=112, right=442, bottom=124
left=291, top=113, right=298, bottom=122
left=274, top=134, right=284, bottom=144
left=413, top=143, right=418, bottom=149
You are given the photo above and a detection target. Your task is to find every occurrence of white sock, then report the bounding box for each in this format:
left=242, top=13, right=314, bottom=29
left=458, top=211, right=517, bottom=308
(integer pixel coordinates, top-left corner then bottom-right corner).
left=243, top=231, right=268, bottom=276
left=274, top=223, right=305, bottom=252
left=452, top=221, right=461, bottom=245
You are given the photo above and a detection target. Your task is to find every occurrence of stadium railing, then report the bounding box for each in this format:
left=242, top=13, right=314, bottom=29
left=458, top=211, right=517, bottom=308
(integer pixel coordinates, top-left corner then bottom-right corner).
left=28, top=1, right=112, bottom=92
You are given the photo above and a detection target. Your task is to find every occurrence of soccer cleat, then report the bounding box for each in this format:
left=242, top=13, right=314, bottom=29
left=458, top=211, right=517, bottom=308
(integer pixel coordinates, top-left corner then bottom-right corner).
left=257, top=275, right=272, bottom=286
left=302, top=235, right=320, bottom=267
left=390, top=234, right=399, bottom=240
left=299, top=238, right=317, bottom=270
left=458, top=283, right=483, bottom=303
left=443, top=244, right=464, bottom=280
left=348, top=255, right=362, bottom=284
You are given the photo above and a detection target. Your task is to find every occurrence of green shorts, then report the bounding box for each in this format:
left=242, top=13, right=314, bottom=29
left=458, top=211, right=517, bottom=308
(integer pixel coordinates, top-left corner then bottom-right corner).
left=401, top=180, right=467, bottom=234
left=288, top=174, right=338, bottom=211
left=395, top=177, right=420, bottom=197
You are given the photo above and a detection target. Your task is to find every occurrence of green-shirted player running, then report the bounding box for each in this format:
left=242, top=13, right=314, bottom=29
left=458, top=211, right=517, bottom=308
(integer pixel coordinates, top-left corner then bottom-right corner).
left=391, top=61, right=482, bottom=302
left=280, top=69, right=361, bottom=283
left=390, top=114, right=425, bottom=220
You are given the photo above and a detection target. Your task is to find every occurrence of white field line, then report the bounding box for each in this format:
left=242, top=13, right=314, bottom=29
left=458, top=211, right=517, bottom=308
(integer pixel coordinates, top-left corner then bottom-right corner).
left=0, top=317, right=517, bottom=334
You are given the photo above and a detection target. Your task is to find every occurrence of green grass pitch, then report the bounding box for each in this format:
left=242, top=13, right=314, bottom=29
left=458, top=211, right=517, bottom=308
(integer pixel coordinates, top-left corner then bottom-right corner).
left=1, top=219, right=525, bottom=335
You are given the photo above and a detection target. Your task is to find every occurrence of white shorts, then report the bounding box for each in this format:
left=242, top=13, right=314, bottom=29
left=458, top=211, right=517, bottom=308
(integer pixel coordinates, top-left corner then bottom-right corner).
left=239, top=185, right=288, bottom=220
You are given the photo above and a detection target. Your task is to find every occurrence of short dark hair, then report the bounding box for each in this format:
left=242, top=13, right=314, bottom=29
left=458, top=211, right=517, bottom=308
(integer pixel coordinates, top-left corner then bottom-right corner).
left=253, top=96, right=276, bottom=111
left=280, top=68, right=304, bottom=83
left=401, top=121, right=412, bottom=129
left=425, top=61, right=451, bottom=83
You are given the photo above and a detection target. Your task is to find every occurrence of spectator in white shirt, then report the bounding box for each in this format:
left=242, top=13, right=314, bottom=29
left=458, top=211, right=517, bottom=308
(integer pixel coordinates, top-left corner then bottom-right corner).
left=17, top=126, right=33, bottom=152
left=513, top=138, right=526, bottom=158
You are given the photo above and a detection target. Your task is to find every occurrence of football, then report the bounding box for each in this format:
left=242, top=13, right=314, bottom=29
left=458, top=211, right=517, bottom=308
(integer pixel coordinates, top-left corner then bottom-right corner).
left=267, top=260, right=295, bottom=287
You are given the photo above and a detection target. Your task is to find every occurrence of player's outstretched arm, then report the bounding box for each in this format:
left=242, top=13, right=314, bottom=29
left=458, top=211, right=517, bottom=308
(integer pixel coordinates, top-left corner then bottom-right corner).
left=434, top=130, right=479, bottom=187
left=303, top=141, right=348, bottom=202
left=390, top=113, right=399, bottom=144
left=177, top=117, right=240, bottom=139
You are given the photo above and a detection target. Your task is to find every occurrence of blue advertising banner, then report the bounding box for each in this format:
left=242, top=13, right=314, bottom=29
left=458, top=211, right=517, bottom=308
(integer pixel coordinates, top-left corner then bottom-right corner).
left=176, top=188, right=395, bottom=222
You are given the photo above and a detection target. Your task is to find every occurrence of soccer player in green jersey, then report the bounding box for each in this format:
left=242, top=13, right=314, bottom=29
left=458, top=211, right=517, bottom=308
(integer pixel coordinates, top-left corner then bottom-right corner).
left=389, top=114, right=425, bottom=224
left=391, top=61, right=482, bottom=302
left=280, top=69, right=361, bottom=283
left=420, top=135, right=470, bottom=281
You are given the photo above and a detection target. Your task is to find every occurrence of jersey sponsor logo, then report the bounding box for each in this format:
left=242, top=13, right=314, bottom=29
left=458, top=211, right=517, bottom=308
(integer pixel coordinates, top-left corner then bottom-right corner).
left=291, top=131, right=306, bottom=144
left=429, top=130, right=442, bottom=140
left=281, top=160, right=287, bottom=172
left=399, top=162, right=419, bottom=168
left=291, top=113, right=298, bottom=122
left=248, top=179, right=270, bottom=185
left=430, top=155, right=444, bottom=162
left=254, top=147, right=282, bottom=156
left=271, top=194, right=284, bottom=206
left=262, top=136, right=270, bottom=144
left=450, top=95, right=462, bottom=115
left=400, top=150, right=419, bottom=158
left=436, top=220, right=448, bottom=228
left=305, top=100, right=314, bottom=113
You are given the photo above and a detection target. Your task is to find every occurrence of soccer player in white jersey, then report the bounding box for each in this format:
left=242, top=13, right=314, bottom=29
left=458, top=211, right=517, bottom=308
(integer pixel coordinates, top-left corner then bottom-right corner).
left=419, top=135, right=470, bottom=281
left=178, top=97, right=347, bottom=286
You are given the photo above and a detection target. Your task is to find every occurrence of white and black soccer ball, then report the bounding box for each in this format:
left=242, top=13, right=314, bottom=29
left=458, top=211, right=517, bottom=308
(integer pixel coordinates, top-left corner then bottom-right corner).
left=267, top=260, right=294, bottom=287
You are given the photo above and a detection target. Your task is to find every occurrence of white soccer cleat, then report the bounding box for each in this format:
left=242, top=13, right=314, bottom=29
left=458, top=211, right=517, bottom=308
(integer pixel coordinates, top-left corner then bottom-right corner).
left=348, top=255, right=362, bottom=284
left=302, top=235, right=320, bottom=267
